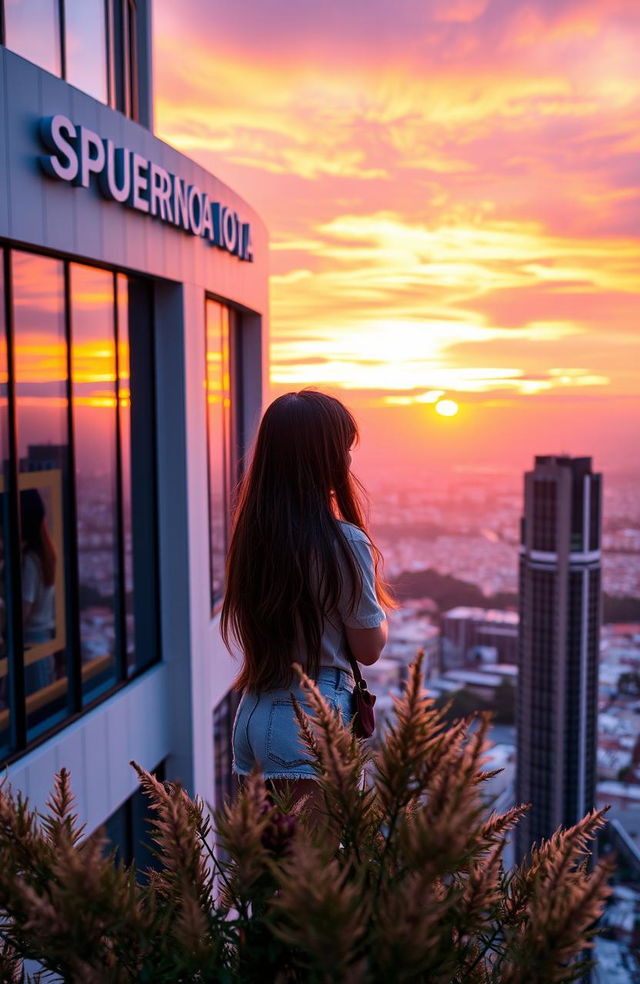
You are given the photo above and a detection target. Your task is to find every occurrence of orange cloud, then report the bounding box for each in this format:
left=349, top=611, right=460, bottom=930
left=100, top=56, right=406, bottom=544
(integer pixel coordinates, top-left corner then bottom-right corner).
left=154, top=0, right=640, bottom=474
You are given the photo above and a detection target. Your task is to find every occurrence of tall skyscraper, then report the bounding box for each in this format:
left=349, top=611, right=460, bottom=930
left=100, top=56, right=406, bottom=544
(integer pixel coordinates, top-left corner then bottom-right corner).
left=516, top=455, right=602, bottom=860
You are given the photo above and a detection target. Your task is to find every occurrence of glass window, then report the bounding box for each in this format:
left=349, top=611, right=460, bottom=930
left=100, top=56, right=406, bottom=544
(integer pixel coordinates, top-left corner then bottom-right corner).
left=205, top=300, right=232, bottom=611
left=213, top=689, right=240, bottom=810
left=3, top=1, right=141, bottom=119
left=124, top=277, right=157, bottom=675
left=0, top=256, right=9, bottom=757
left=69, top=264, right=119, bottom=703
left=111, top=0, right=138, bottom=120
left=116, top=275, right=135, bottom=672
left=0, top=250, right=157, bottom=765
left=101, top=760, right=165, bottom=878
left=4, top=0, right=61, bottom=77
left=12, top=251, right=70, bottom=741
left=64, top=0, right=107, bottom=103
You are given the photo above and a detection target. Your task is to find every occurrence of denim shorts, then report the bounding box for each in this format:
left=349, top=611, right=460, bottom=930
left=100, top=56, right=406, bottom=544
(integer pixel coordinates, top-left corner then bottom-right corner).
left=232, top=666, right=354, bottom=781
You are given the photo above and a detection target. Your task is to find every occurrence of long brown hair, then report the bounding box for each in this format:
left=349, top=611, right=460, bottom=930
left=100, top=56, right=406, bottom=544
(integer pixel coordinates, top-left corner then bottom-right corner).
left=20, top=489, right=56, bottom=588
left=221, top=390, right=393, bottom=691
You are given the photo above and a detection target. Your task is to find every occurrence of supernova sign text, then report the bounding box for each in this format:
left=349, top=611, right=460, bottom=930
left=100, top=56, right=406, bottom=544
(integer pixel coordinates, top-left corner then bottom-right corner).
left=39, top=114, right=253, bottom=262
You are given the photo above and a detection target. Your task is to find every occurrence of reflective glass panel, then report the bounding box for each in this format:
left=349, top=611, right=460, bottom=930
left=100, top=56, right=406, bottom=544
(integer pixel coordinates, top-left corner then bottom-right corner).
left=0, top=258, right=10, bottom=758
left=69, top=264, right=118, bottom=702
left=4, top=0, right=61, bottom=76
left=116, top=274, right=135, bottom=673
left=12, top=251, right=70, bottom=740
left=205, top=300, right=231, bottom=610
left=64, top=0, right=108, bottom=103
left=101, top=761, right=165, bottom=876
left=213, top=689, right=240, bottom=810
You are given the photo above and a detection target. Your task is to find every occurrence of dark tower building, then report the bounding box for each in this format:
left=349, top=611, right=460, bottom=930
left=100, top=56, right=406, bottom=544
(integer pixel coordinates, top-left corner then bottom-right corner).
left=516, top=455, right=602, bottom=861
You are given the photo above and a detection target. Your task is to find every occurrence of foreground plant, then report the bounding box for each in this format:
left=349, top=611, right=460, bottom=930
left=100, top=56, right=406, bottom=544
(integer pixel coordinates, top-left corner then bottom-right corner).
left=0, top=654, right=613, bottom=982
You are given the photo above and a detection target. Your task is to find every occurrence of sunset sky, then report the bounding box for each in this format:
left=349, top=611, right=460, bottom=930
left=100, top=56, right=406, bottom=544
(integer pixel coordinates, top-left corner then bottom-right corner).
left=154, top=0, right=639, bottom=488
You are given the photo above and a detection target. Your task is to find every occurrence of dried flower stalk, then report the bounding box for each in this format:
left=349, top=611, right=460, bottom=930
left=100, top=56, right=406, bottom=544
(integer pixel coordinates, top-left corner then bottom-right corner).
left=0, top=654, right=613, bottom=982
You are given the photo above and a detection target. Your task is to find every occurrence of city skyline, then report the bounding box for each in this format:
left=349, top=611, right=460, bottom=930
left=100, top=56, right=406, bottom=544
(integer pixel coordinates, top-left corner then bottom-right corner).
left=154, top=0, right=640, bottom=487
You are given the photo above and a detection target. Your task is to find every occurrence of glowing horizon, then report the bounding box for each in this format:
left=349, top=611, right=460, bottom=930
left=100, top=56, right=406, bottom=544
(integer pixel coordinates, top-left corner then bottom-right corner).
left=154, top=0, right=639, bottom=482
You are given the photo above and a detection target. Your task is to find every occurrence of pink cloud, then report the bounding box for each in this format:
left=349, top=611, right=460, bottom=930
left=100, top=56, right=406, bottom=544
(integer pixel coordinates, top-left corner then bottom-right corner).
left=154, top=0, right=640, bottom=475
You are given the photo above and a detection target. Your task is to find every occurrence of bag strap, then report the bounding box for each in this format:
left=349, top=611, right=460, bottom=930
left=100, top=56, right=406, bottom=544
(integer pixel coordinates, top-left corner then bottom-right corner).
left=346, top=649, right=369, bottom=691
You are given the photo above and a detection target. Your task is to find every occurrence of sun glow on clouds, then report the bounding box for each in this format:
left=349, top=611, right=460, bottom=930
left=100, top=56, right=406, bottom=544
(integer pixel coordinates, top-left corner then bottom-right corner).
left=154, top=0, right=640, bottom=455
left=268, top=210, right=634, bottom=398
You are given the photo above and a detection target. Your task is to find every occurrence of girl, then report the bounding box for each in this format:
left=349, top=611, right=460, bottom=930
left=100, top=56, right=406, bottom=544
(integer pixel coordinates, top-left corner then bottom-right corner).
left=221, top=390, right=393, bottom=804
left=20, top=488, right=57, bottom=694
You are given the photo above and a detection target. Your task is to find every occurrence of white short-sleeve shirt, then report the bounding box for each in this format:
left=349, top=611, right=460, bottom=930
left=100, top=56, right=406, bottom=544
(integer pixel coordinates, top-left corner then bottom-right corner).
left=22, top=551, right=55, bottom=640
left=307, top=520, right=386, bottom=674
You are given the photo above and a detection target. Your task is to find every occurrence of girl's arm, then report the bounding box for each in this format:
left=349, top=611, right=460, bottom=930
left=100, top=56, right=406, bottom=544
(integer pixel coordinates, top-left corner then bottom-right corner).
left=345, top=620, right=387, bottom=666
left=338, top=525, right=389, bottom=666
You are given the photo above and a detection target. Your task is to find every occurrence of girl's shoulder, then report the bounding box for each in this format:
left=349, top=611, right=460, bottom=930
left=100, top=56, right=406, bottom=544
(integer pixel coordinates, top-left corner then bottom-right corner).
left=22, top=549, right=43, bottom=575
left=336, top=520, right=371, bottom=545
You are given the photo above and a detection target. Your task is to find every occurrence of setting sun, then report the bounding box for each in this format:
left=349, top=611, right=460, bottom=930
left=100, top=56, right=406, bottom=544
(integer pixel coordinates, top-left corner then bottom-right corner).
left=435, top=399, right=459, bottom=418
left=154, top=0, right=640, bottom=481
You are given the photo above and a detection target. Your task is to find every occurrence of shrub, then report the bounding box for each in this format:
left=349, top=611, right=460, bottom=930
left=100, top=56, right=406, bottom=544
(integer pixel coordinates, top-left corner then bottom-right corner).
left=0, top=654, right=613, bottom=982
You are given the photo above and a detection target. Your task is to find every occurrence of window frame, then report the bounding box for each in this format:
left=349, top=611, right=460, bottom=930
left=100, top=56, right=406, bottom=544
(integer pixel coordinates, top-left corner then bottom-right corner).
left=204, top=295, right=243, bottom=617
left=212, top=690, right=240, bottom=815
left=0, top=0, right=140, bottom=121
left=0, top=241, right=160, bottom=768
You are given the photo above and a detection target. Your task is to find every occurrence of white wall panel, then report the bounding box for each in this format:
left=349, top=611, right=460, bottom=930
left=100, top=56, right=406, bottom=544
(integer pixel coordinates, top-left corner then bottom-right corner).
left=8, top=665, right=170, bottom=832
left=0, top=46, right=268, bottom=320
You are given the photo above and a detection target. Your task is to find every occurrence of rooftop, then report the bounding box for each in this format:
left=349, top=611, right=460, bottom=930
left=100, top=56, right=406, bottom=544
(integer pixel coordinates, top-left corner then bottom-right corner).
left=443, top=607, right=519, bottom=625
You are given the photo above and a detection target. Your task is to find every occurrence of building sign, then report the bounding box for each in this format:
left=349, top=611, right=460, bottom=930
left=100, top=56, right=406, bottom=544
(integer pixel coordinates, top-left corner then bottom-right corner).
left=39, top=115, right=253, bottom=262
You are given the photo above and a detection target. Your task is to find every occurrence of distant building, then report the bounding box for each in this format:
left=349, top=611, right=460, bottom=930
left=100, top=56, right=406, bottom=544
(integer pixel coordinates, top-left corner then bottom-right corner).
left=441, top=606, right=518, bottom=669
left=441, top=668, right=503, bottom=700
left=516, top=455, right=602, bottom=861
left=385, top=605, right=440, bottom=680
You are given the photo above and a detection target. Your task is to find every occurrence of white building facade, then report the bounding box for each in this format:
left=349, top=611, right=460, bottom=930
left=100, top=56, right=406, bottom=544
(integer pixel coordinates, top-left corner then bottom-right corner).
left=0, top=1, right=268, bottom=859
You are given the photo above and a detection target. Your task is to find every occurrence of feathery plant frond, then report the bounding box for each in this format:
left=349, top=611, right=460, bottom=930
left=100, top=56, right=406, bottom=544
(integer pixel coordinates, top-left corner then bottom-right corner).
left=129, top=760, right=215, bottom=968
left=375, top=649, right=449, bottom=813
left=0, top=654, right=615, bottom=983
left=269, top=835, right=369, bottom=981
left=214, top=768, right=274, bottom=910
left=498, top=809, right=615, bottom=983
left=38, top=767, right=85, bottom=851
left=130, top=760, right=211, bottom=905
left=291, top=661, right=376, bottom=858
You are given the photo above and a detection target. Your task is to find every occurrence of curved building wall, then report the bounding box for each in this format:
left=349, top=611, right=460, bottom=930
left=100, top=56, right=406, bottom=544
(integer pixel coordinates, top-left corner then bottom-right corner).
left=0, top=47, right=267, bottom=310
left=1, top=42, right=268, bottom=835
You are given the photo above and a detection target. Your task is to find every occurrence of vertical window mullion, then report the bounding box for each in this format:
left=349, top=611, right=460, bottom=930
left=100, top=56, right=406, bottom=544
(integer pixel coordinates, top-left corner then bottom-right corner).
left=204, top=300, right=213, bottom=610
left=63, top=264, right=82, bottom=714
left=0, top=1, right=5, bottom=48
left=113, top=272, right=127, bottom=683
left=149, top=284, right=161, bottom=665
left=59, top=0, right=67, bottom=79
left=3, top=251, right=27, bottom=752
left=105, top=0, right=115, bottom=109
left=112, top=0, right=123, bottom=113
left=122, top=0, right=131, bottom=118
left=229, top=311, right=244, bottom=496
left=221, top=310, right=230, bottom=551
left=128, top=1, right=138, bottom=122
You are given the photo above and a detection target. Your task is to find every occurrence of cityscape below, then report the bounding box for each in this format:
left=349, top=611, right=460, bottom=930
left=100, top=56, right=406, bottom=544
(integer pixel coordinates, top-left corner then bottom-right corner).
left=22, top=454, right=640, bottom=981
left=364, top=463, right=640, bottom=984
